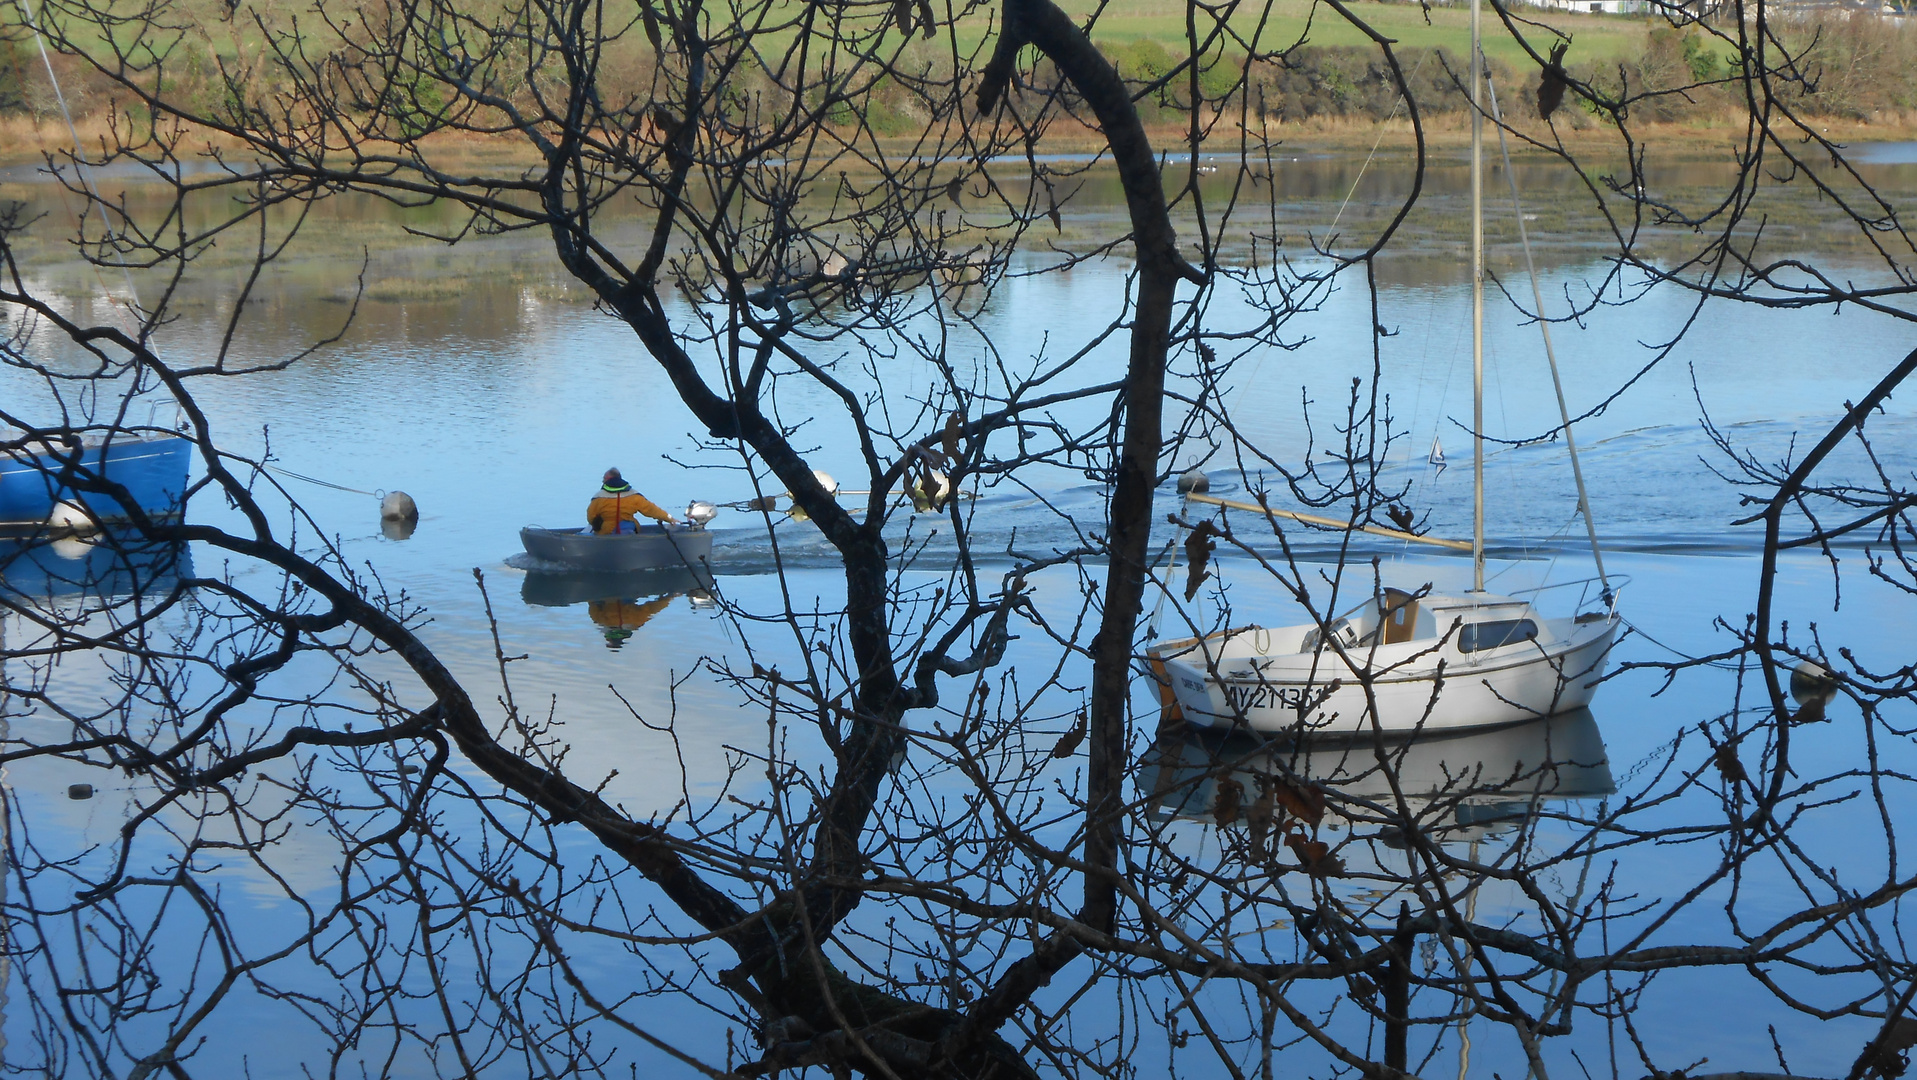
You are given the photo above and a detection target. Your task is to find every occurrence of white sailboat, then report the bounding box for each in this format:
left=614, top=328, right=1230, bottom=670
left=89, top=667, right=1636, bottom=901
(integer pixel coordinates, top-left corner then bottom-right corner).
left=1155, top=7, right=1620, bottom=737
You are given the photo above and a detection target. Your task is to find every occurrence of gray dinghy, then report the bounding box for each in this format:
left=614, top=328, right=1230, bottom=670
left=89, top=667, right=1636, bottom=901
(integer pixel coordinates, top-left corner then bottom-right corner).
left=519, top=524, right=714, bottom=573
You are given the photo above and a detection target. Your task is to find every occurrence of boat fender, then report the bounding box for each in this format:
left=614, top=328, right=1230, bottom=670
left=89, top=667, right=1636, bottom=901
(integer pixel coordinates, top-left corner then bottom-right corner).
left=910, top=469, right=953, bottom=512
left=1176, top=469, right=1209, bottom=495
left=48, top=499, right=97, bottom=535
left=380, top=490, right=419, bottom=523
left=51, top=536, right=95, bottom=560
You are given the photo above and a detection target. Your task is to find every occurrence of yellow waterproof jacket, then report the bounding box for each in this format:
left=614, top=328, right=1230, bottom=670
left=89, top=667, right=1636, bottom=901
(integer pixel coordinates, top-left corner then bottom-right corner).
left=587, top=484, right=674, bottom=534
left=589, top=594, right=673, bottom=631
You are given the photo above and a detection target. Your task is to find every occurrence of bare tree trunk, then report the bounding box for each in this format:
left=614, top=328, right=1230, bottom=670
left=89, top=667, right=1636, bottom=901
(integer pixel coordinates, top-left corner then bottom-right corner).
left=981, top=0, right=1205, bottom=937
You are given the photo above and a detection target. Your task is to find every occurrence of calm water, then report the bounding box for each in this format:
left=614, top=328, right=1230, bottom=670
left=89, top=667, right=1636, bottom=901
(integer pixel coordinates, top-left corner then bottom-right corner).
left=4, top=155, right=1917, bottom=1076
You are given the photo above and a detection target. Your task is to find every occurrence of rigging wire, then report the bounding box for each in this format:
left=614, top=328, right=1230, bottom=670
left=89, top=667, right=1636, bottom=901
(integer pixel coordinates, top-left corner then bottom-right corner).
left=17, top=0, right=149, bottom=351
left=1484, top=71, right=1611, bottom=598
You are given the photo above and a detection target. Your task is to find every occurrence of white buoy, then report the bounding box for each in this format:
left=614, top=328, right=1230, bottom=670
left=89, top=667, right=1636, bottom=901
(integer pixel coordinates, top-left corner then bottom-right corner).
left=48, top=500, right=97, bottom=535
left=380, top=491, right=419, bottom=523
left=1176, top=469, right=1209, bottom=495
left=687, top=500, right=718, bottom=526
left=812, top=470, right=839, bottom=496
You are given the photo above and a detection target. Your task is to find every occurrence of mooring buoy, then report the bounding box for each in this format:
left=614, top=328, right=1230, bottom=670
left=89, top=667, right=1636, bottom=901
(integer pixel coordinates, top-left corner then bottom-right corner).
left=380, top=490, right=419, bottom=522
left=1789, top=660, right=1836, bottom=706
left=1176, top=469, right=1210, bottom=495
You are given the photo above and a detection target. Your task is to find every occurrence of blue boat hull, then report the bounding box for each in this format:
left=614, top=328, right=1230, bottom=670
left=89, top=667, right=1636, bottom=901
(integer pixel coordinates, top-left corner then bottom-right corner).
left=0, top=435, right=193, bottom=527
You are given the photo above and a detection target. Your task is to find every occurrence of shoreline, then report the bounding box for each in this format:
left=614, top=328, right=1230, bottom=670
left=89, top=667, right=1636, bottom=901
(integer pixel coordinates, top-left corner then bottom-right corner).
left=2, top=113, right=1913, bottom=173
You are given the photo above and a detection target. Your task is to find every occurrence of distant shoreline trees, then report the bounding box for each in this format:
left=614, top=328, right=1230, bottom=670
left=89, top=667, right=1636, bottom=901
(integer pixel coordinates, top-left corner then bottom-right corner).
left=4, top=7, right=1915, bottom=153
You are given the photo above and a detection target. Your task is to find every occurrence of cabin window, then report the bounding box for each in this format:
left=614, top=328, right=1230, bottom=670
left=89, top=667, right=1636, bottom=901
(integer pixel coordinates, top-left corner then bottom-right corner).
left=1459, top=618, right=1538, bottom=652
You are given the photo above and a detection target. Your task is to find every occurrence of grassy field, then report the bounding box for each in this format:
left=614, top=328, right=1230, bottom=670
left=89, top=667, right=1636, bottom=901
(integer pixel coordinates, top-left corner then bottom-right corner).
left=1062, top=0, right=1650, bottom=67
left=1, top=0, right=1651, bottom=74
left=5, top=0, right=1909, bottom=170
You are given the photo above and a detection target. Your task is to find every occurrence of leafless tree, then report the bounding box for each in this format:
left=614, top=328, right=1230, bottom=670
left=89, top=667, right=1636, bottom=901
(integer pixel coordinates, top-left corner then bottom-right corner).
left=4, top=0, right=1917, bottom=1075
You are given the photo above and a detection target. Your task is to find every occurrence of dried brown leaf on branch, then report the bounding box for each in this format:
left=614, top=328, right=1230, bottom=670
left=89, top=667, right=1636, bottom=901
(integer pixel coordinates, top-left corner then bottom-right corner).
left=1050, top=711, right=1087, bottom=758
left=1268, top=775, right=1326, bottom=826
left=1713, top=740, right=1747, bottom=784
left=1860, top=1015, right=1917, bottom=1079
left=1385, top=503, right=1420, bottom=535
left=1246, top=781, right=1276, bottom=859
left=1212, top=773, right=1243, bottom=826
left=1184, top=520, right=1220, bottom=601
left=942, top=409, right=964, bottom=464
left=1538, top=40, right=1571, bottom=120
left=637, top=0, right=664, bottom=50
left=1286, top=829, right=1345, bottom=878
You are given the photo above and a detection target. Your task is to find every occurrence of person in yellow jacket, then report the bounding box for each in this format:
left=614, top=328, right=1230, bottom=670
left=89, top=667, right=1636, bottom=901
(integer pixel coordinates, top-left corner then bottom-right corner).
left=587, top=468, right=675, bottom=534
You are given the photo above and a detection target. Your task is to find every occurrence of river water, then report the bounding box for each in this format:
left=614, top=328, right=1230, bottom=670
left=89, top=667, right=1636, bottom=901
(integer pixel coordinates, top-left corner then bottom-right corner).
left=4, top=148, right=1917, bottom=1076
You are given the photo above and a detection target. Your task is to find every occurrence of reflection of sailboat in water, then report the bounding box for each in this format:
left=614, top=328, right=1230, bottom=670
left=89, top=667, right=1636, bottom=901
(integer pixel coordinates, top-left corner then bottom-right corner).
left=1141, top=710, right=1613, bottom=845
left=520, top=565, right=716, bottom=649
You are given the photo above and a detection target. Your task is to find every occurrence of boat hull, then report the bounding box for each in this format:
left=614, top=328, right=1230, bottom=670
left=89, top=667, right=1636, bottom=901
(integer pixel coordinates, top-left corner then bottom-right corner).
left=1159, top=616, right=1617, bottom=736
left=0, top=434, right=192, bottom=528
left=519, top=525, right=713, bottom=573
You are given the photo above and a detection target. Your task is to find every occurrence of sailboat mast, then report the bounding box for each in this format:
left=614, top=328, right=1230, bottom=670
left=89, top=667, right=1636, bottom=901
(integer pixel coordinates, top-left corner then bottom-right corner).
left=1470, top=0, right=1485, bottom=593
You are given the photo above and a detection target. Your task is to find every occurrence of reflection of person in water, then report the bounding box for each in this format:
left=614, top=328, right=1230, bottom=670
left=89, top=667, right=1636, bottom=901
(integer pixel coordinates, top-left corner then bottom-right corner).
left=588, top=594, right=674, bottom=649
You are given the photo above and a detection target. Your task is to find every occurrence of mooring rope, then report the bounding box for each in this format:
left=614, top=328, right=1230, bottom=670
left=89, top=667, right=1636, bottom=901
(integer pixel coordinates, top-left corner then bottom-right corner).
left=1618, top=615, right=1744, bottom=671
left=262, top=463, right=383, bottom=499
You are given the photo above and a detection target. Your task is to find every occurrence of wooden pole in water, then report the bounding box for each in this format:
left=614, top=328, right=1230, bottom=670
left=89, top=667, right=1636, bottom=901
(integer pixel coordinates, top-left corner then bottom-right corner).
left=1183, top=492, right=1473, bottom=551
